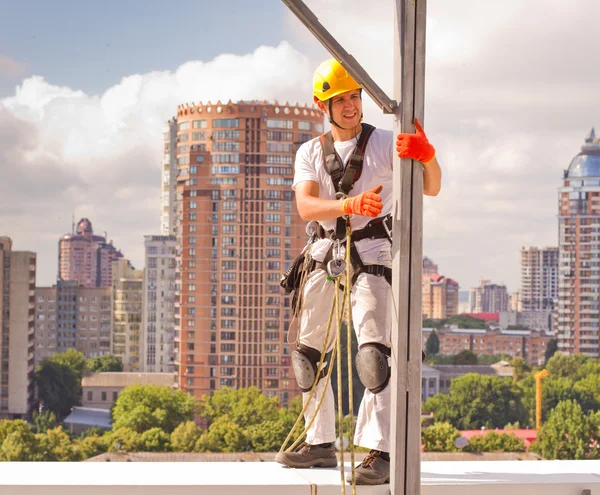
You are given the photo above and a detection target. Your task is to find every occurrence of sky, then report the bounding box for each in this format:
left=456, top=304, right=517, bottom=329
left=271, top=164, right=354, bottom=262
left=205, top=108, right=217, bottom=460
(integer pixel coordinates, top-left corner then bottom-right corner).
left=1, top=0, right=599, bottom=292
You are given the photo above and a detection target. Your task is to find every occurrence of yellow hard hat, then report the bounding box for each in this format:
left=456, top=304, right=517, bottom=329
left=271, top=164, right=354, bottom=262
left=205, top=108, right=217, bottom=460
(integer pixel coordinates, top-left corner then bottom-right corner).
left=313, top=59, right=361, bottom=102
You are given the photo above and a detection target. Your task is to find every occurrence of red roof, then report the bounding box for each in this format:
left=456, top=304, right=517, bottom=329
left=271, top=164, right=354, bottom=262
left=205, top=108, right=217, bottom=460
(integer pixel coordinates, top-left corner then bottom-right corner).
left=460, top=429, right=537, bottom=448
left=462, top=312, right=500, bottom=322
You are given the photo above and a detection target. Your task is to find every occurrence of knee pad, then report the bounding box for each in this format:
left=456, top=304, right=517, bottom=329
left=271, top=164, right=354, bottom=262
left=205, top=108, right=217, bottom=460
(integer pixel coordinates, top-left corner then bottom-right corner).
left=292, top=345, right=325, bottom=393
left=355, top=343, right=391, bottom=394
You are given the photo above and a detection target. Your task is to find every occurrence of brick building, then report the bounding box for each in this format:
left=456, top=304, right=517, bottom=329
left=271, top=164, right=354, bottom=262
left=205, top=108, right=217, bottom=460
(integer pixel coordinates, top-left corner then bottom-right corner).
left=423, top=326, right=553, bottom=366
left=172, top=100, right=324, bottom=406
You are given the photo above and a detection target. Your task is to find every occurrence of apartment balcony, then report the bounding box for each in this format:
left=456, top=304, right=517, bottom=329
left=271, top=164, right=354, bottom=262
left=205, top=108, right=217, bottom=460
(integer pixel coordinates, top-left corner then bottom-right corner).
left=1, top=460, right=600, bottom=494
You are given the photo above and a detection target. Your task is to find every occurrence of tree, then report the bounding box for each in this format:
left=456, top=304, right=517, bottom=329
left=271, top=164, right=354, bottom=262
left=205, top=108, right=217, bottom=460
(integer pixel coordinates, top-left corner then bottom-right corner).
left=421, top=422, right=460, bottom=452
left=544, top=339, right=558, bottom=364
left=105, top=427, right=143, bottom=452
left=35, top=426, right=76, bottom=461
left=530, top=400, right=599, bottom=460
left=545, top=353, right=589, bottom=380
left=510, top=357, right=531, bottom=382
left=87, top=355, right=123, bottom=372
left=0, top=420, right=39, bottom=461
left=453, top=349, right=478, bottom=365
left=71, top=434, right=109, bottom=461
left=425, top=329, right=440, bottom=356
left=198, top=387, right=279, bottom=429
left=50, top=349, right=88, bottom=384
left=32, top=410, right=58, bottom=434
left=138, top=428, right=171, bottom=452
left=423, top=373, right=527, bottom=430
left=195, top=416, right=248, bottom=453
left=35, top=360, right=80, bottom=418
left=112, top=385, right=197, bottom=434
left=464, top=432, right=525, bottom=453
left=171, top=421, right=202, bottom=452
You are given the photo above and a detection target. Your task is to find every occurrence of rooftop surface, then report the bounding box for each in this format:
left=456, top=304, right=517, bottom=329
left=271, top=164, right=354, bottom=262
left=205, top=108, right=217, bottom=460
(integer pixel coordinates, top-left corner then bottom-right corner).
left=1, top=460, right=599, bottom=495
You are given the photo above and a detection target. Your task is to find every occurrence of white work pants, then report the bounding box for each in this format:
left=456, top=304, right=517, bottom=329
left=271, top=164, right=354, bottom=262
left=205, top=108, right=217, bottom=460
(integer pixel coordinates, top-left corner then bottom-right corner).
left=297, top=242, right=392, bottom=452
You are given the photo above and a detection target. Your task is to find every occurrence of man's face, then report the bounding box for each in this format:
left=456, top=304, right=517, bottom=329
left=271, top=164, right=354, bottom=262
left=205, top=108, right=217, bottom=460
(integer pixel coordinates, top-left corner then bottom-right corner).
left=328, top=89, right=362, bottom=128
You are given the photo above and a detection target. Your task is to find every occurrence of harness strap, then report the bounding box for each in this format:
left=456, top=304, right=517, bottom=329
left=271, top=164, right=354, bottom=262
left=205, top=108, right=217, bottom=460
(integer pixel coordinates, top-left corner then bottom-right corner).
left=320, top=123, right=376, bottom=240
left=316, top=214, right=392, bottom=242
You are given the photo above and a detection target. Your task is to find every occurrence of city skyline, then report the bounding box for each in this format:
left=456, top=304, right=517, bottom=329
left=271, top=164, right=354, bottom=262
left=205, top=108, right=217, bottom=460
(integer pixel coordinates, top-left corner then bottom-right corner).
left=2, top=0, right=600, bottom=292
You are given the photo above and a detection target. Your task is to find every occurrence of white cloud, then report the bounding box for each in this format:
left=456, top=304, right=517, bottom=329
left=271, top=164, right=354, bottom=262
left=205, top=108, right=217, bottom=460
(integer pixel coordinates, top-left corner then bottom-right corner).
left=3, top=0, right=600, bottom=294
left=0, top=41, right=315, bottom=286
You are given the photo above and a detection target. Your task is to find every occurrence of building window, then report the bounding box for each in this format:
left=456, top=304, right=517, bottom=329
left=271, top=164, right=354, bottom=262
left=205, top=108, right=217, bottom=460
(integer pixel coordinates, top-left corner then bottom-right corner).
left=193, top=120, right=207, bottom=129
left=87, top=391, right=93, bottom=401
left=298, top=121, right=312, bottom=131
left=212, top=118, right=239, bottom=128
left=101, top=391, right=107, bottom=401
left=266, top=119, right=293, bottom=129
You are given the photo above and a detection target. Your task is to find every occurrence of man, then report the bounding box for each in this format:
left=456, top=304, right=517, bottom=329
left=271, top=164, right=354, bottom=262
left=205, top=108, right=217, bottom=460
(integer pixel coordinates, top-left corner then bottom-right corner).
left=275, top=59, right=441, bottom=485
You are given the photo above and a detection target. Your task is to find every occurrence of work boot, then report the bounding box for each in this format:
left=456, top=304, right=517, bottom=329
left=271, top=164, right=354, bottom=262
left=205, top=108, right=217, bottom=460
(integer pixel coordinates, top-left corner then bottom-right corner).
left=275, top=442, right=337, bottom=469
left=346, top=450, right=390, bottom=485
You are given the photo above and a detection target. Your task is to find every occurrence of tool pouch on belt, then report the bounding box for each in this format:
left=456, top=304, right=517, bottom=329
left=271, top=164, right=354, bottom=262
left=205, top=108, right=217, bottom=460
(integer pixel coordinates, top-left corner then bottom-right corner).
left=280, top=252, right=311, bottom=294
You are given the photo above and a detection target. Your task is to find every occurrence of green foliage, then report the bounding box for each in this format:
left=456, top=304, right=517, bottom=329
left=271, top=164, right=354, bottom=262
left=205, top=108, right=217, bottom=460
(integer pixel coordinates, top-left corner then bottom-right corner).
left=545, top=353, right=590, bottom=380
left=86, top=355, right=123, bottom=372
left=425, top=330, right=440, bottom=356
left=35, top=426, right=75, bottom=461
left=423, top=315, right=487, bottom=330
left=139, top=428, right=171, bottom=452
left=421, top=422, right=460, bottom=452
left=246, top=419, right=292, bottom=452
left=464, top=431, right=525, bottom=453
left=424, top=374, right=527, bottom=430
left=105, top=427, right=142, bottom=452
left=71, top=434, right=109, bottom=460
left=510, top=357, right=531, bottom=382
left=35, top=359, right=80, bottom=418
left=519, top=355, right=600, bottom=426
left=195, top=416, right=248, bottom=453
left=544, top=339, right=558, bottom=364
left=171, top=421, right=202, bottom=452
left=531, top=400, right=600, bottom=460
left=476, top=354, right=512, bottom=364
left=32, top=410, right=58, bottom=434
left=199, top=387, right=278, bottom=429
left=0, top=420, right=38, bottom=461
left=50, top=349, right=88, bottom=385
left=112, top=384, right=197, bottom=433
left=453, top=349, right=478, bottom=365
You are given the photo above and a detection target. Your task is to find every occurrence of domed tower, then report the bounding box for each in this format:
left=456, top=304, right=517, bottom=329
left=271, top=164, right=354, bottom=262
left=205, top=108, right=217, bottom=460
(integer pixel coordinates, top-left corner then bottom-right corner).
left=557, top=128, right=600, bottom=357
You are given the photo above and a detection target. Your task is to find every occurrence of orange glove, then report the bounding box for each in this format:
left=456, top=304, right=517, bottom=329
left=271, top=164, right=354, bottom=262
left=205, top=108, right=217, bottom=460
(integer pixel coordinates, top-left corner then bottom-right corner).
left=341, top=185, right=383, bottom=218
left=396, top=117, right=435, bottom=164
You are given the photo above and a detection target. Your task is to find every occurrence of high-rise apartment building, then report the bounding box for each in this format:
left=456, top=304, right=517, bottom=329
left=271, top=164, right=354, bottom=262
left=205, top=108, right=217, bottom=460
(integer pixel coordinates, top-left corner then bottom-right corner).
left=111, top=259, right=143, bottom=371
left=0, top=237, right=36, bottom=419
left=520, top=247, right=559, bottom=311
left=59, top=218, right=124, bottom=288
left=469, top=279, right=509, bottom=313
left=161, top=119, right=178, bottom=236
left=422, top=274, right=459, bottom=319
left=173, top=100, right=324, bottom=406
left=557, top=129, right=600, bottom=357
left=422, top=256, right=439, bottom=277
left=35, top=283, right=111, bottom=364
left=142, top=235, right=176, bottom=372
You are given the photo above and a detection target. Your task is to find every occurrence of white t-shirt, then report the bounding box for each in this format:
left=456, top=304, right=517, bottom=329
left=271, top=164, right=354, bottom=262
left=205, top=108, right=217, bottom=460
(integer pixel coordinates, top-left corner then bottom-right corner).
left=292, top=127, right=394, bottom=262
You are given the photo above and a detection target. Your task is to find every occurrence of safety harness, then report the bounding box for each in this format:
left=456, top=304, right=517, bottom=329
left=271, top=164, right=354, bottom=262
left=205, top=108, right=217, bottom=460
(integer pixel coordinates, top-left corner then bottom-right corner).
left=318, top=123, right=392, bottom=285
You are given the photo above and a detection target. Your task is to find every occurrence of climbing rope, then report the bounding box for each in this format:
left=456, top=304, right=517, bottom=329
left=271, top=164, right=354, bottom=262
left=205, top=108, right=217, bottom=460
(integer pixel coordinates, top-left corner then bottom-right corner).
left=279, top=223, right=357, bottom=494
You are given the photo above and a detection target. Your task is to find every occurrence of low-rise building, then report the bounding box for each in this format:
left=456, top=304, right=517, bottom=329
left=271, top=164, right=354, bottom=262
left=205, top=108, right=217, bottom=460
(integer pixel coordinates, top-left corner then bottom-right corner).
left=432, top=361, right=514, bottom=394
left=423, top=326, right=553, bottom=366
left=81, top=372, right=175, bottom=410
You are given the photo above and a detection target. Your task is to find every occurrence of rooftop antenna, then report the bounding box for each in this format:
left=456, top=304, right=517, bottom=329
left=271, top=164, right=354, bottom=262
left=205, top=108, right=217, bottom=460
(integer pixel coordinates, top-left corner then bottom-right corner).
left=72, top=213, right=75, bottom=234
